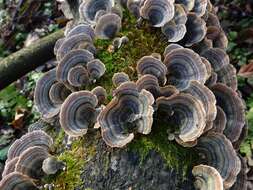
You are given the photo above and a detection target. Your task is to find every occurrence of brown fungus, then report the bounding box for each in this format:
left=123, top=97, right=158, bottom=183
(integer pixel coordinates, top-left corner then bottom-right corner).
left=0, top=172, right=38, bottom=190
left=59, top=91, right=99, bottom=137
left=98, top=82, right=154, bottom=147
left=7, top=131, right=53, bottom=163
left=195, top=132, right=241, bottom=189
left=2, top=157, right=19, bottom=177
left=192, top=164, right=223, bottom=190
left=15, top=146, right=50, bottom=179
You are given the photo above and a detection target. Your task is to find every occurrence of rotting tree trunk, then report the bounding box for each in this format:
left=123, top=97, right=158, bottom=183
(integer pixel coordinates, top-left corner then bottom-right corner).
left=0, top=29, right=64, bottom=90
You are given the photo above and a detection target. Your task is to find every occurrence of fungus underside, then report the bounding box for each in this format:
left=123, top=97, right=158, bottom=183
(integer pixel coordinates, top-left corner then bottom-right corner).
left=44, top=11, right=196, bottom=190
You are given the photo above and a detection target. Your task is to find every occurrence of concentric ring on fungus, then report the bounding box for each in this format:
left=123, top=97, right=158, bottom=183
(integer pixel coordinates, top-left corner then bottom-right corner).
left=98, top=82, right=154, bottom=148
left=156, top=93, right=206, bottom=143
left=164, top=47, right=208, bottom=90
left=195, top=132, right=241, bottom=189
left=7, top=131, right=53, bottom=162
left=140, top=0, right=175, bottom=27
left=59, top=91, right=99, bottom=137
left=0, top=172, right=38, bottom=190
left=25, top=0, right=248, bottom=189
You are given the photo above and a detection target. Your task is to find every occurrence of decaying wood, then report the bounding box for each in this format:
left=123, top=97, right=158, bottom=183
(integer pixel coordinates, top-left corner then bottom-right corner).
left=0, top=29, right=64, bottom=90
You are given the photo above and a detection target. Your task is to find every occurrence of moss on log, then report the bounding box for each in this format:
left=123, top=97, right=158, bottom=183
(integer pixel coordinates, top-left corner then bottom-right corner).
left=0, top=29, right=64, bottom=90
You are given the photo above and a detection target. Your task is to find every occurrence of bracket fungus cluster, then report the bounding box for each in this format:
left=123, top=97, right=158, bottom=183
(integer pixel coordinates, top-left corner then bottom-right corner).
left=1, top=0, right=249, bottom=189
left=0, top=131, right=64, bottom=189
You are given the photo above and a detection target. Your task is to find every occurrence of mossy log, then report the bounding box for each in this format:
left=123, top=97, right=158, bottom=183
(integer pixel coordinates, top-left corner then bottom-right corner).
left=0, top=29, right=64, bottom=90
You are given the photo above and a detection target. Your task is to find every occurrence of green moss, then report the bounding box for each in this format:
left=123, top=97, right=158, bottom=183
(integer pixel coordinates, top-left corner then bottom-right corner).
left=93, top=11, right=167, bottom=101
left=128, top=123, right=196, bottom=177
left=44, top=133, right=97, bottom=190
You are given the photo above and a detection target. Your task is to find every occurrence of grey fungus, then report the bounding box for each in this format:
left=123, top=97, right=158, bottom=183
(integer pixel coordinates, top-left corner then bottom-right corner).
left=137, top=55, right=167, bottom=86
left=56, top=49, right=94, bottom=86
left=34, top=69, right=61, bottom=119
left=183, top=80, right=217, bottom=125
left=140, top=0, right=175, bottom=27
left=195, top=132, right=241, bottom=189
left=98, top=82, right=154, bottom=147
left=173, top=4, right=187, bottom=25
left=56, top=34, right=93, bottom=61
left=42, top=157, right=66, bottom=175
left=95, top=13, right=122, bottom=39
left=175, top=0, right=196, bottom=11
left=79, top=0, right=114, bottom=25
left=59, top=91, right=99, bottom=137
left=127, top=0, right=143, bottom=18
left=67, top=65, right=89, bottom=87
left=164, top=48, right=208, bottom=90
left=0, top=172, right=38, bottom=190
left=87, top=59, right=106, bottom=81
left=112, top=72, right=130, bottom=87
left=112, top=36, right=129, bottom=50
left=182, top=13, right=207, bottom=47
left=192, top=164, right=223, bottom=190
left=7, top=131, right=53, bottom=162
left=163, top=43, right=183, bottom=57
left=193, top=0, right=208, bottom=17
left=201, top=48, right=230, bottom=72
left=15, top=146, right=49, bottom=179
left=49, top=82, right=71, bottom=105
left=156, top=93, right=206, bottom=143
left=162, top=21, right=187, bottom=42
left=91, top=86, right=107, bottom=106
left=210, top=106, right=227, bottom=134
left=65, top=23, right=96, bottom=40
left=216, top=64, right=238, bottom=91
left=211, top=83, right=245, bottom=142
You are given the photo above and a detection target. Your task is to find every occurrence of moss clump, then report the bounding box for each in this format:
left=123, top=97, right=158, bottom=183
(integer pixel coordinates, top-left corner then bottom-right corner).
left=44, top=133, right=97, bottom=190
left=93, top=11, right=167, bottom=99
left=128, top=123, right=196, bottom=177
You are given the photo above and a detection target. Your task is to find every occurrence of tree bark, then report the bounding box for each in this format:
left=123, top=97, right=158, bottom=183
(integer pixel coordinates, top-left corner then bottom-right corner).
left=0, top=29, right=64, bottom=90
